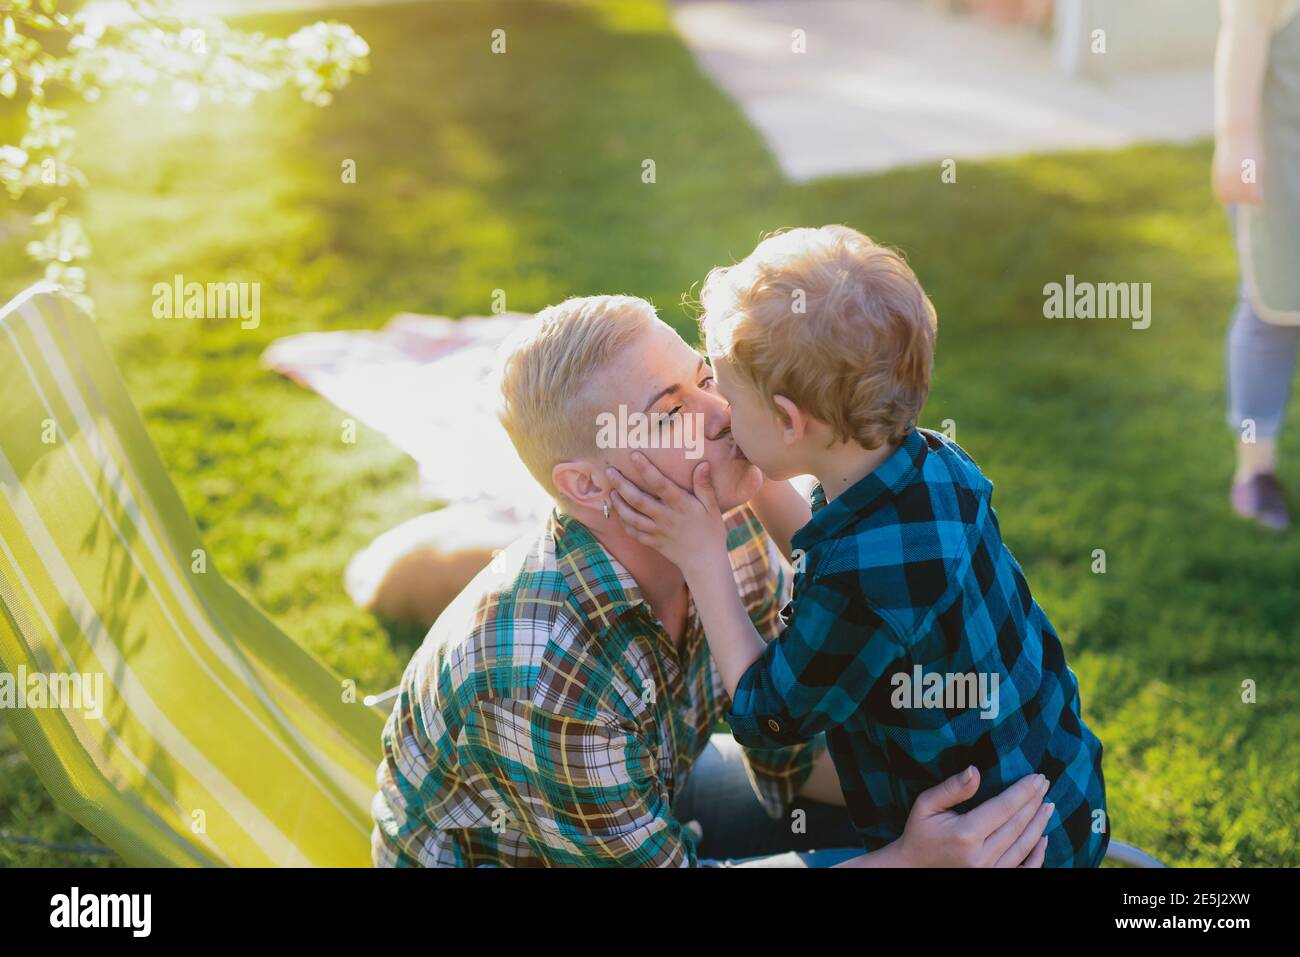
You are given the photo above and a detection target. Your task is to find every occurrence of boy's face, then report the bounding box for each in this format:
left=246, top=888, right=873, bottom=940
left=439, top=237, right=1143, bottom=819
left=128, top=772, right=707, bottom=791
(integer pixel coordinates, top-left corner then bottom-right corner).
left=711, top=354, right=803, bottom=481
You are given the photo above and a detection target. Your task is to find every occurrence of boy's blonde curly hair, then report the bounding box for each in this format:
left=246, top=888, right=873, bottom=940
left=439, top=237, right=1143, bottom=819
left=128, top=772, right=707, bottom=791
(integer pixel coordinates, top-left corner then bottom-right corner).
left=700, top=225, right=937, bottom=450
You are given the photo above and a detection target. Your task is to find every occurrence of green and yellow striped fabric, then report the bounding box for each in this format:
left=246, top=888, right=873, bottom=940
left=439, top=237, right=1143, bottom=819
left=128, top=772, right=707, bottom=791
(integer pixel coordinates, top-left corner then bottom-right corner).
left=0, top=284, right=385, bottom=866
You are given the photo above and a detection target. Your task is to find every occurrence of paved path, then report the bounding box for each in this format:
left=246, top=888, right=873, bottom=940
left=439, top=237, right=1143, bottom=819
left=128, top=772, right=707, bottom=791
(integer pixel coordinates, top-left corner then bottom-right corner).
left=670, top=0, right=1213, bottom=181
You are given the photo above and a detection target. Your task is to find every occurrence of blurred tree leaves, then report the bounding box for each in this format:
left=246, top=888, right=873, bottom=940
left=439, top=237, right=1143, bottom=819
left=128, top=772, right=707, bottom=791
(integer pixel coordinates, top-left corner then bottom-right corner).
left=0, top=0, right=369, bottom=313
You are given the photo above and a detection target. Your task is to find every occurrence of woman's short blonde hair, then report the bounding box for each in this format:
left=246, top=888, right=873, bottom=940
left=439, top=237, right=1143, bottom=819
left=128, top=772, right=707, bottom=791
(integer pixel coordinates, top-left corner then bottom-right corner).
left=497, top=294, right=658, bottom=500
left=699, top=225, right=937, bottom=450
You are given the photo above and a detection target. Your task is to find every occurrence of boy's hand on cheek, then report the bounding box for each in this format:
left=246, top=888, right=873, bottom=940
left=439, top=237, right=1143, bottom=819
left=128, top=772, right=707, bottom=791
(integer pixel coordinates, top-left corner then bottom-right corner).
left=605, top=452, right=726, bottom=572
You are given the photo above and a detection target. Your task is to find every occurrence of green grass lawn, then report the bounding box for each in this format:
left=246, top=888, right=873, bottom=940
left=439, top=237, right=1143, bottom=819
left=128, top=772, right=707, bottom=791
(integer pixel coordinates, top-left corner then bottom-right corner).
left=1, top=0, right=1296, bottom=867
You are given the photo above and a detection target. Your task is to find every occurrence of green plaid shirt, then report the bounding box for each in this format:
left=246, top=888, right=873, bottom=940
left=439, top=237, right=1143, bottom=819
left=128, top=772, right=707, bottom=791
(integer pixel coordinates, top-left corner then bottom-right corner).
left=371, top=505, right=825, bottom=867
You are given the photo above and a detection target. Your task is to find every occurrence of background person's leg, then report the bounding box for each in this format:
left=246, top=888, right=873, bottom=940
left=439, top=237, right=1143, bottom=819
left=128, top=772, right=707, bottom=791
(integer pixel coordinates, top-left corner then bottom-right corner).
left=1226, top=289, right=1300, bottom=445
left=672, top=733, right=862, bottom=863
left=1225, top=284, right=1300, bottom=528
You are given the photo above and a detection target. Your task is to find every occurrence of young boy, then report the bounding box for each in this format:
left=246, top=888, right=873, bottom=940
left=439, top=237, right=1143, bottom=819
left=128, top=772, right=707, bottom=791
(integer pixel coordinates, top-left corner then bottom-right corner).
left=605, top=225, right=1109, bottom=866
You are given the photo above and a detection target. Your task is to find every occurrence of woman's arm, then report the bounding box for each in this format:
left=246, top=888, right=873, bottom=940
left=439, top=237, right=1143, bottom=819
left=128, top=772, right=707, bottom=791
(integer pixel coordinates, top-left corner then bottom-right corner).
left=797, top=748, right=847, bottom=806
left=1212, top=0, right=1275, bottom=204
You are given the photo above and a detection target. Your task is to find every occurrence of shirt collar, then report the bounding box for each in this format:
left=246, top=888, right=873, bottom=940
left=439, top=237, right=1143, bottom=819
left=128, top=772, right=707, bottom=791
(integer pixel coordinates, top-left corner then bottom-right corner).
left=794, top=428, right=929, bottom=551
left=549, top=509, right=648, bottom=635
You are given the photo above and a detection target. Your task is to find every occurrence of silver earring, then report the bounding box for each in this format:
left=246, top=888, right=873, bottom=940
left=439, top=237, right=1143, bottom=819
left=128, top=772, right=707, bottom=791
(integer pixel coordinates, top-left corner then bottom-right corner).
left=603, top=500, right=611, bottom=520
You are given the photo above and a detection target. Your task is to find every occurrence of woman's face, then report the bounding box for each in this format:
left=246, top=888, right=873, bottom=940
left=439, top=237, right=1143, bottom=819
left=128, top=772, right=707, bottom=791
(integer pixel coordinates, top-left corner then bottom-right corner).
left=588, top=321, right=763, bottom=509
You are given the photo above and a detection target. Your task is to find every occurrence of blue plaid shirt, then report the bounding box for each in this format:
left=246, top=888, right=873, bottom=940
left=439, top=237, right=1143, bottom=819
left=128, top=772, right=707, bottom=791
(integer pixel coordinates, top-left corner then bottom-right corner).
left=726, top=428, right=1109, bottom=866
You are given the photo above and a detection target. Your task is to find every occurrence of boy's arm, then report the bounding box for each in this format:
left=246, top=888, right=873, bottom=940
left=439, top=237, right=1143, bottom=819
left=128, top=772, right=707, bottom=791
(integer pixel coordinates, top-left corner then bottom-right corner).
left=722, top=574, right=901, bottom=749
left=746, top=475, right=811, bottom=562
left=606, top=454, right=899, bottom=744
left=605, top=454, right=775, bottom=696
left=684, top=544, right=774, bottom=697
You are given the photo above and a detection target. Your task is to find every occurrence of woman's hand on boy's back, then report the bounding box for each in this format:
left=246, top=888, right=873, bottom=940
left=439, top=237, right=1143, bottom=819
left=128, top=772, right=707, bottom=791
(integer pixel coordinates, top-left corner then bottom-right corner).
left=838, top=767, right=1053, bottom=868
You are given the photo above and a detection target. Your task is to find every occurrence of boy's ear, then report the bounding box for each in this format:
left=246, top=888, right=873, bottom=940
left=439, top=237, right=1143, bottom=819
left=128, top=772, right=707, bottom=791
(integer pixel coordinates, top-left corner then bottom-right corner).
left=552, top=459, right=608, bottom=511
left=771, top=394, right=808, bottom=446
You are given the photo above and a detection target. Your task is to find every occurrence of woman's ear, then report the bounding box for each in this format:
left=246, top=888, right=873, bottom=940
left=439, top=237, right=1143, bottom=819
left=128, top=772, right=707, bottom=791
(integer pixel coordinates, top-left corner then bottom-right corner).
left=771, top=395, right=807, bottom=446
left=551, top=460, right=607, bottom=511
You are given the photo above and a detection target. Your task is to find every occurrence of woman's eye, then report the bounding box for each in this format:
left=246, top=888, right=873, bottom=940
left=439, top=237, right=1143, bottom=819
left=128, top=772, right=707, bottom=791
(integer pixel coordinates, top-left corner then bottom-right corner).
left=699, top=376, right=716, bottom=390
left=659, top=405, right=682, bottom=428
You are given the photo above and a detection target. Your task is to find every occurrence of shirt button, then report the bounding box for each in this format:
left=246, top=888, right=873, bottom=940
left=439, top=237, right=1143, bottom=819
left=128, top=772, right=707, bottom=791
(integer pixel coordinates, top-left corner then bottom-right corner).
left=767, top=719, right=781, bottom=733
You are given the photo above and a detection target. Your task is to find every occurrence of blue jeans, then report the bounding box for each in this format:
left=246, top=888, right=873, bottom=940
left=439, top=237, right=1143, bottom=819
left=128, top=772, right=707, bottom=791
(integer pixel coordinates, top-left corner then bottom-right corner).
left=671, top=733, right=864, bottom=868
left=1225, top=286, right=1300, bottom=439
left=1225, top=204, right=1300, bottom=440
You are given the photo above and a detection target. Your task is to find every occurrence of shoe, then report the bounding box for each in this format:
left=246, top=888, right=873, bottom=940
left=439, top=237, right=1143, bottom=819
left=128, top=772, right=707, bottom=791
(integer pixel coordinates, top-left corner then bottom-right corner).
left=1230, top=472, right=1291, bottom=531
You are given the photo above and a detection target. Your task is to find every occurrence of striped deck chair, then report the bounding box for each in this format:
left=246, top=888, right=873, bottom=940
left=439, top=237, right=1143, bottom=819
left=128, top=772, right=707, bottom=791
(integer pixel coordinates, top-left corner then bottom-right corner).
left=0, top=284, right=385, bottom=866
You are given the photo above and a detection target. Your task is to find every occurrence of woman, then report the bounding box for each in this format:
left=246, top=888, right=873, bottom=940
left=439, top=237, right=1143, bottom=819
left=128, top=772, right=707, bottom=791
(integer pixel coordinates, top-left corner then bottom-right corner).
left=1216, top=0, right=1300, bottom=529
